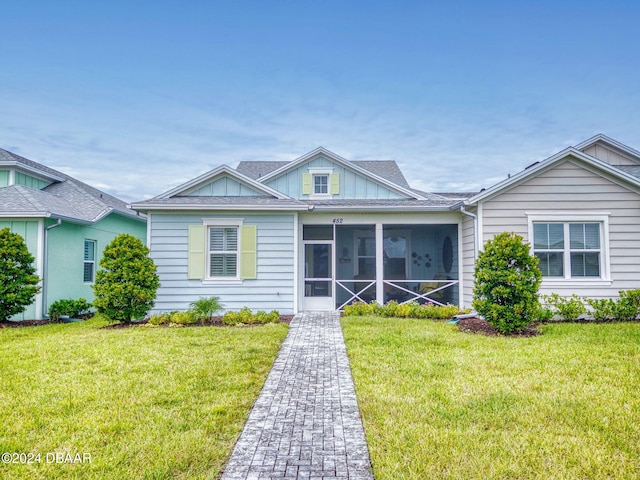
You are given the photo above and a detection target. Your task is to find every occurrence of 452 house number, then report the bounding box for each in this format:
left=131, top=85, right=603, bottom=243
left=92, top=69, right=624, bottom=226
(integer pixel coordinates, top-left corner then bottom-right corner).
left=332, top=218, right=343, bottom=224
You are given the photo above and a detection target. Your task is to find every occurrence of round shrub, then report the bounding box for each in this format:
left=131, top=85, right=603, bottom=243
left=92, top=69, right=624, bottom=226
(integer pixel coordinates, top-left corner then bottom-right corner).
left=0, top=228, right=41, bottom=321
left=473, top=232, right=542, bottom=334
left=92, top=234, right=160, bottom=323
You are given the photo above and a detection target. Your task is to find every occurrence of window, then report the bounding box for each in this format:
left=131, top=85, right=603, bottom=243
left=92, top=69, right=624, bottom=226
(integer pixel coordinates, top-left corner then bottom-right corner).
left=313, top=174, right=328, bottom=194
left=208, top=226, right=239, bottom=278
left=83, top=239, right=96, bottom=282
left=533, top=222, right=601, bottom=278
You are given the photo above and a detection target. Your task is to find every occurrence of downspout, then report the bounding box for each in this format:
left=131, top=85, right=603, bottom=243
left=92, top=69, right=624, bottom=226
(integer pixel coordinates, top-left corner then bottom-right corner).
left=42, top=219, right=62, bottom=318
left=460, top=205, right=479, bottom=260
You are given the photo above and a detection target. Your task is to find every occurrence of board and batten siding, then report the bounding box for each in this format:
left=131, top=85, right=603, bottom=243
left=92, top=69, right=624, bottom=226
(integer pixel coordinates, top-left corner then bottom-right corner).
left=150, top=212, right=296, bottom=313
left=265, top=156, right=406, bottom=200
left=480, top=158, right=640, bottom=298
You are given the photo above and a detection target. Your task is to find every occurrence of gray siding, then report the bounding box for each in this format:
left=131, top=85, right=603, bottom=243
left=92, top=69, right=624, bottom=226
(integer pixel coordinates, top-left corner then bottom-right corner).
left=480, top=158, right=640, bottom=298
left=461, top=211, right=476, bottom=308
left=582, top=143, right=638, bottom=166
left=150, top=212, right=296, bottom=313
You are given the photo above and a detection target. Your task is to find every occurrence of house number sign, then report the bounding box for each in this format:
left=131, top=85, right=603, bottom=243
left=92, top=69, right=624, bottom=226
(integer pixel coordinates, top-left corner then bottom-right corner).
left=332, top=218, right=343, bottom=224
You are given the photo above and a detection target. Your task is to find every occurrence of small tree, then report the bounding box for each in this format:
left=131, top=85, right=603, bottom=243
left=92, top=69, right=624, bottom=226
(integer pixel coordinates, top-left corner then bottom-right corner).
left=0, top=228, right=41, bottom=321
left=93, top=234, right=160, bottom=323
left=473, top=232, right=542, bottom=334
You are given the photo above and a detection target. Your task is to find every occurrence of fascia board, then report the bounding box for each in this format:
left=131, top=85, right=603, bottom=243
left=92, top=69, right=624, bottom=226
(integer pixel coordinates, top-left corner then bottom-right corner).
left=465, top=147, right=640, bottom=205
left=156, top=165, right=292, bottom=200
left=129, top=203, right=309, bottom=212
left=309, top=205, right=453, bottom=213
left=258, top=147, right=426, bottom=200
left=0, top=161, right=66, bottom=182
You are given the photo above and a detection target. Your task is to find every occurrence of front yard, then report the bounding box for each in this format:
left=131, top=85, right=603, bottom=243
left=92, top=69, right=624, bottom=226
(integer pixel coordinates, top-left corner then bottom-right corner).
left=0, top=317, right=288, bottom=479
left=342, top=316, right=640, bottom=480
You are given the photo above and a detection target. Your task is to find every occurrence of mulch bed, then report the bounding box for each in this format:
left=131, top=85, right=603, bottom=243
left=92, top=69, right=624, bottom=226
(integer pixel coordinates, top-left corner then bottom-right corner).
left=457, top=317, right=541, bottom=337
left=0, top=319, right=51, bottom=328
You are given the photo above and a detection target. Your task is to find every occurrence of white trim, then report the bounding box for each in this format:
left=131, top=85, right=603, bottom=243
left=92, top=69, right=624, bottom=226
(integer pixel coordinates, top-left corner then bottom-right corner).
left=308, top=167, right=334, bottom=174
left=203, top=218, right=244, bottom=281
left=375, top=223, right=384, bottom=303
left=527, top=212, right=611, bottom=282
left=574, top=134, right=640, bottom=163
left=35, top=219, right=44, bottom=319
left=146, top=213, right=152, bottom=250
left=293, top=212, right=299, bottom=314
left=8, top=169, right=15, bottom=185
left=156, top=165, right=293, bottom=200
left=466, top=147, right=640, bottom=205
left=477, top=202, right=484, bottom=251
left=0, top=161, right=65, bottom=182
left=457, top=221, right=463, bottom=307
left=257, top=147, right=426, bottom=200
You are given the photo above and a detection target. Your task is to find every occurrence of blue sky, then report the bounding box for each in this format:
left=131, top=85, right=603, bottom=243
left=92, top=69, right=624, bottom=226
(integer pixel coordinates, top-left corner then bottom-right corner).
left=1, top=1, right=639, bottom=201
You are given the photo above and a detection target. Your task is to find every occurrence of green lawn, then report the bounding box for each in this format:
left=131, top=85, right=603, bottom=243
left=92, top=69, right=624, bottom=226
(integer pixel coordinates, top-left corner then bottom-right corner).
left=342, top=316, right=640, bottom=480
left=0, top=317, right=288, bottom=479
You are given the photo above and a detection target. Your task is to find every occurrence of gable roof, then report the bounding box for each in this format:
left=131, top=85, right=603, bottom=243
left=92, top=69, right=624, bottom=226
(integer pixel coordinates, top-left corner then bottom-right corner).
left=153, top=165, right=293, bottom=200
left=0, top=147, right=143, bottom=223
left=574, top=134, right=640, bottom=164
left=237, top=158, right=412, bottom=189
left=464, top=146, right=640, bottom=205
left=256, top=147, right=426, bottom=200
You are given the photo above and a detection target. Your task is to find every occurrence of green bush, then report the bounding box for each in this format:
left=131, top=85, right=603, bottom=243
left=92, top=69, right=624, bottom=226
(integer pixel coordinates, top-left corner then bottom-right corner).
left=221, top=307, right=281, bottom=325
left=92, top=234, right=160, bottom=324
left=189, top=296, right=223, bottom=324
left=617, top=289, right=640, bottom=320
left=148, top=312, right=172, bottom=325
left=587, top=298, right=618, bottom=322
left=473, top=232, right=542, bottom=334
left=544, top=293, right=587, bottom=321
left=343, top=301, right=376, bottom=316
left=342, top=300, right=463, bottom=320
left=48, top=298, right=92, bottom=321
left=0, top=228, right=41, bottom=321
left=170, top=311, right=197, bottom=325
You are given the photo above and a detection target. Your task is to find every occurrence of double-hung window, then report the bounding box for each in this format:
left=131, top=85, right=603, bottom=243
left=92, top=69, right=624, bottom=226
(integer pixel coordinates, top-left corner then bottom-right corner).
left=313, top=174, right=329, bottom=194
left=532, top=221, right=603, bottom=278
left=208, top=226, right=239, bottom=278
left=83, top=239, right=96, bottom=283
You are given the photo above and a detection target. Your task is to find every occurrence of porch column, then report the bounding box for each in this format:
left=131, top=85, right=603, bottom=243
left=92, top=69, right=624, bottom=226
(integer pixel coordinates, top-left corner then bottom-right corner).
left=375, top=223, right=384, bottom=303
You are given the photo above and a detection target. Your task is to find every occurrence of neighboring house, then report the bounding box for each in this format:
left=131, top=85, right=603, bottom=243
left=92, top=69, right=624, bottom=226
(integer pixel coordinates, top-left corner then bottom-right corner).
left=132, top=134, right=640, bottom=314
left=0, top=148, right=146, bottom=320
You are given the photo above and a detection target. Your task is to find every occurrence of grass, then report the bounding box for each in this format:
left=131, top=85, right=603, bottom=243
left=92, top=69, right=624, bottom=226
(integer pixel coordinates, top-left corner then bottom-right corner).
left=342, top=316, right=640, bottom=480
left=0, top=316, right=288, bottom=479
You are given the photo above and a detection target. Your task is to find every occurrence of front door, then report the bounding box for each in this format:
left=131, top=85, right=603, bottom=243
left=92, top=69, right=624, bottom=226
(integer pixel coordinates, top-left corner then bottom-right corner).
left=303, top=242, right=334, bottom=310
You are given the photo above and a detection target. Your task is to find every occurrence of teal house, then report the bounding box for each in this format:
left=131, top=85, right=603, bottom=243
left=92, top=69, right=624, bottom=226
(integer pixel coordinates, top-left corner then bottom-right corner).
left=0, top=148, right=146, bottom=320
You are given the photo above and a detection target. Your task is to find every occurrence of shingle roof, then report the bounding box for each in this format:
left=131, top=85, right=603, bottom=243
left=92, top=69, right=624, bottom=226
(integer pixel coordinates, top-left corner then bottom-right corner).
left=236, top=159, right=411, bottom=188
left=616, top=165, right=640, bottom=179
left=0, top=147, right=143, bottom=222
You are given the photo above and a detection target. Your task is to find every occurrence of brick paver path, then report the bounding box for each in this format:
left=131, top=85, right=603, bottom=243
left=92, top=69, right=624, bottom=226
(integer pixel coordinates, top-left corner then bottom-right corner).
left=220, top=311, right=374, bottom=480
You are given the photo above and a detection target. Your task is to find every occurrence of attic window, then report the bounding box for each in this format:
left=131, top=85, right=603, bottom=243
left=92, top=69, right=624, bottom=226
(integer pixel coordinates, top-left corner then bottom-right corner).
left=313, top=174, right=329, bottom=194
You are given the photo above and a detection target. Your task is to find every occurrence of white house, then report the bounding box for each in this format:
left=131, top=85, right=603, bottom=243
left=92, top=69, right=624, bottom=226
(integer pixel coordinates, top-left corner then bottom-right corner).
left=132, top=134, right=640, bottom=313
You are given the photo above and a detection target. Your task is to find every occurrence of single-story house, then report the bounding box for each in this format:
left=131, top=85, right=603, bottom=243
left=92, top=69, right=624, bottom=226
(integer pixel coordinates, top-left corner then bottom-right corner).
left=131, top=134, right=640, bottom=314
left=0, top=148, right=147, bottom=320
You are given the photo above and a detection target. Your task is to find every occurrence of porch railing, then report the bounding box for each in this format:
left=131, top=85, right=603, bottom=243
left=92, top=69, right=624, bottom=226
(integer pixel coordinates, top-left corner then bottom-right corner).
left=335, top=278, right=460, bottom=310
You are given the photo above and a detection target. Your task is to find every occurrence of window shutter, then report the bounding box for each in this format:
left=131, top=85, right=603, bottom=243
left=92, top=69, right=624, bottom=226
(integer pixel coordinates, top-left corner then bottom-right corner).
left=188, top=225, right=206, bottom=279
left=302, top=173, right=312, bottom=195
left=240, top=225, right=257, bottom=279
left=330, top=173, right=340, bottom=195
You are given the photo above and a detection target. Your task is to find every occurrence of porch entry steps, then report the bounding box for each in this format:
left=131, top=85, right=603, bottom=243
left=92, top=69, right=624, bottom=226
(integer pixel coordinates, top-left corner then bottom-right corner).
left=220, top=311, right=374, bottom=480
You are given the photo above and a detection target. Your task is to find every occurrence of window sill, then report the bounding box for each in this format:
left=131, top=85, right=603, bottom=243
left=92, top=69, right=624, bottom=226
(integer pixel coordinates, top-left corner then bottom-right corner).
left=541, top=278, right=612, bottom=287
left=202, top=279, right=243, bottom=285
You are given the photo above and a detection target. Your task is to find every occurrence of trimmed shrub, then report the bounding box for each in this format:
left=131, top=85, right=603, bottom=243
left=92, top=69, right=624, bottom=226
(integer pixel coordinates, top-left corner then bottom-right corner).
left=92, top=234, right=160, bottom=324
left=221, top=307, right=281, bottom=325
left=544, top=293, right=587, bottom=321
left=617, top=289, right=640, bottom=320
left=587, top=298, right=618, bottom=322
left=48, top=298, right=92, bottom=321
left=148, top=312, right=172, bottom=325
left=0, top=228, right=41, bottom=321
left=473, top=232, right=542, bottom=334
left=170, top=311, right=197, bottom=325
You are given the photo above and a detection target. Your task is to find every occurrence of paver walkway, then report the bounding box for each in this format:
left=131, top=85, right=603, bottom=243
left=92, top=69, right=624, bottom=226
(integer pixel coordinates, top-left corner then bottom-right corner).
left=221, top=311, right=374, bottom=480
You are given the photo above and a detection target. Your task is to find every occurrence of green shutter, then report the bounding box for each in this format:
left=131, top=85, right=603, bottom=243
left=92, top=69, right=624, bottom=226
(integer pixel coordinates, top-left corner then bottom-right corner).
left=330, top=173, right=340, bottom=195
left=188, top=225, right=206, bottom=279
left=240, top=225, right=257, bottom=279
left=302, top=173, right=312, bottom=195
